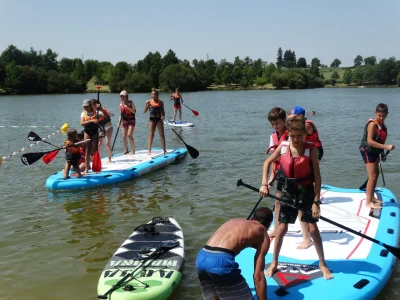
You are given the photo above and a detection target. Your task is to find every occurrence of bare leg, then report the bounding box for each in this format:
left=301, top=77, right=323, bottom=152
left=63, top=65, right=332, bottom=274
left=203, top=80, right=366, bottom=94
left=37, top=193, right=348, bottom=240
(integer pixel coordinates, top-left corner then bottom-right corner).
left=127, top=125, right=135, bottom=154
left=269, top=196, right=281, bottom=237
left=98, top=132, right=104, bottom=158
left=297, top=211, right=313, bottom=249
left=173, top=108, right=177, bottom=122
left=122, top=126, right=129, bottom=154
left=147, top=121, right=156, bottom=155
left=179, top=107, right=182, bottom=121
left=156, top=120, right=166, bottom=153
left=265, top=222, right=288, bottom=277
left=83, top=132, right=92, bottom=174
left=309, top=223, right=333, bottom=280
left=365, top=162, right=381, bottom=209
left=63, top=161, right=71, bottom=179
left=105, top=127, right=113, bottom=162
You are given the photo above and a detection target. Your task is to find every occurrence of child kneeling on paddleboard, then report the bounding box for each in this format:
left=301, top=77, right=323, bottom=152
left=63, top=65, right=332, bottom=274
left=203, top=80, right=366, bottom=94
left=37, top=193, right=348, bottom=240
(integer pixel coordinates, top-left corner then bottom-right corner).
left=359, top=103, right=395, bottom=209
left=259, top=115, right=333, bottom=280
left=63, top=129, right=82, bottom=179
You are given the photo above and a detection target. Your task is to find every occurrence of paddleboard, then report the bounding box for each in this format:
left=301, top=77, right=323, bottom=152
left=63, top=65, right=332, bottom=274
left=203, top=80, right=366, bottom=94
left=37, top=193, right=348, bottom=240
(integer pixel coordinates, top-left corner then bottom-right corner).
left=97, top=217, right=184, bottom=300
left=236, top=185, right=399, bottom=299
left=166, top=120, right=194, bottom=127
left=45, top=148, right=187, bottom=190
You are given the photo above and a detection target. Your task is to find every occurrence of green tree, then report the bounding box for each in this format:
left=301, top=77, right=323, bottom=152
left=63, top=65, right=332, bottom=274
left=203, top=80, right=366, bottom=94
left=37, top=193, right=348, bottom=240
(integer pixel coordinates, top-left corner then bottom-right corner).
left=231, top=66, right=242, bottom=85
left=59, top=57, right=75, bottom=74
left=162, top=49, right=179, bottom=69
left=297, top=57, right=307, bottom=68
left=343, top=69, right=353, bottom=84
left=271, top=71, right=287, bottom=89
left=352, top=66, right=364, bottom=85
left=364, top=56, right=377, bottom=66
left=330, top=58, right=341, bottom=67
left=254, top=76, right=268, bottom=86
left=354, top=55, right=363, bottom=67
left=0, top=44, right=28, bottom=65
left=263, top=63, right=277, bottom=83
left=276, top=47, right=283, bottom=68
left=375, top=57, right=397, bottom=84
left=310, top=57, right=321, bottom=77
left=41, top=49, right=58, bottom=71
left=159, top=63, right=200, bottom=91
left=397, top=73, right=400, bottom=87
left=331, top=71, right=340, bottom=80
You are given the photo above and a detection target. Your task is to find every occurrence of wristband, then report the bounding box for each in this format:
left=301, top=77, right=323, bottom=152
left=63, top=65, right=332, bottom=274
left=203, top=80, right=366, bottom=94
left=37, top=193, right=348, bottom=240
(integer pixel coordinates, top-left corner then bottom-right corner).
left=261, top=184, right=268, bottom=186
left=313, top=200, right=322, bottom=205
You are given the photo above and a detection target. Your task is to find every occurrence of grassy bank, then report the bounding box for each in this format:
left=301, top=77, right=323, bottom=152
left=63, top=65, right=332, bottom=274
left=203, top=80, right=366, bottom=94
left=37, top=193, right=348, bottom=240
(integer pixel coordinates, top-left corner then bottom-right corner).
left=86, top=77, right=110, bottom=93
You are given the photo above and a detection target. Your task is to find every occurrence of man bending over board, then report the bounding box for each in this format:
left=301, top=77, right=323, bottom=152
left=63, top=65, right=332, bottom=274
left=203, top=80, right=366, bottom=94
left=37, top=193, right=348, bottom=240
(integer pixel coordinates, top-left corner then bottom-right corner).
left=196, top=207, right=272, bottom=300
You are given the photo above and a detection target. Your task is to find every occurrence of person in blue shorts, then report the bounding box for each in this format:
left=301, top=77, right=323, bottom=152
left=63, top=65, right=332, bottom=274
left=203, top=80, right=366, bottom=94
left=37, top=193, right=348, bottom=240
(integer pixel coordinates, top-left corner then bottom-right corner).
left=196, top=207, right=272, bottom=300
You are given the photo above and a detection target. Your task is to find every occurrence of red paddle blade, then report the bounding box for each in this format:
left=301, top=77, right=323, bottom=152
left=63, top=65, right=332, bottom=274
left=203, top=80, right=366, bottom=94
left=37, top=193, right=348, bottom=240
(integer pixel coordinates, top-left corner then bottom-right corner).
left=92, top=151, right=102, bottom=172
left=42, top=149, right=60, bottom=164
left=192, top=110, right=199, bottom=116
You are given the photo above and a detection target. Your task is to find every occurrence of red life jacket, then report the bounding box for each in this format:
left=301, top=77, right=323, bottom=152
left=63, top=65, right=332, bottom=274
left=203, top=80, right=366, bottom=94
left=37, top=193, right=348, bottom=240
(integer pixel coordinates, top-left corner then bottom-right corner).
left=305, top=120, right=322, bottom=148
left=64, top=140, right=81, bottom=155
left=278, top=141, right=314, bottom=187
left=120, top=101, right=135, bottom=120
left=266, top=131, right=288, bottom=178
left=360, top=118, right=387, bottom=154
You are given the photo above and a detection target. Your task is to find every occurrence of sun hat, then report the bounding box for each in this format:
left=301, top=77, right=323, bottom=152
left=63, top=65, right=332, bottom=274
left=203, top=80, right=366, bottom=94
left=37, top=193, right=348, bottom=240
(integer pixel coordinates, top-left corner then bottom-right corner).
left=291, top=106, right=306, bottom=115
left=120, top=90, right=128, bottom=96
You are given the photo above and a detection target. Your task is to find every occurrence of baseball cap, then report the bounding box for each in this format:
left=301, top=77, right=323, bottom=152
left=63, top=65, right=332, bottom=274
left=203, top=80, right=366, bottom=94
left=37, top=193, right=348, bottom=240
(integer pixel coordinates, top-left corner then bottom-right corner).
left=82, top=99, right=92, bottom=106
left=120, top=90, right=128, bottom=96
left=291, top=106, right=305, bottom=115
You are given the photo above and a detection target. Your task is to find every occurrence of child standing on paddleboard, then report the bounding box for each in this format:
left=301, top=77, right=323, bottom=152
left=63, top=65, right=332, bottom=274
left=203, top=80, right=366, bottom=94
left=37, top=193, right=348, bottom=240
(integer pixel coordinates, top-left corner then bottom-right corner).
left=144, top=90, right=166, bottom=155
left=266, top=107, right=288, bottom=238
left=119, top=90, right=136, bottom=155
left=359, top=103, right=395, bottom=209
left=170, top=88, right=182, bottom=123
left=63, top=129, right=82, bottom=179
left=259, top=115, right=333, bottom=280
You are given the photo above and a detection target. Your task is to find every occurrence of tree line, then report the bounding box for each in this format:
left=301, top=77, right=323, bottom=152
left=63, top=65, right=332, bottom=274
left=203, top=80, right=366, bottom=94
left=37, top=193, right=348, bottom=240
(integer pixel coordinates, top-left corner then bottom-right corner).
left=0, top=44, right=399, bottom=95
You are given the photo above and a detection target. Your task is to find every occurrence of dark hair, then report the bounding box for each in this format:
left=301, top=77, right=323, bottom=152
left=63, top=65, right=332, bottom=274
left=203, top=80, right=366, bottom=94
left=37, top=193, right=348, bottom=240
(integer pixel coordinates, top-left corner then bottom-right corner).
left=268, top=107, right=286, bottom=122
left=67, top=128, right=78, bottom=140
left=376, top=103, right=388, bottom=114
left=77, top=130, right=84, bottom=140
left=287, top=115, right=306, bottom=132
left=253, top=207, right=273, bottom=228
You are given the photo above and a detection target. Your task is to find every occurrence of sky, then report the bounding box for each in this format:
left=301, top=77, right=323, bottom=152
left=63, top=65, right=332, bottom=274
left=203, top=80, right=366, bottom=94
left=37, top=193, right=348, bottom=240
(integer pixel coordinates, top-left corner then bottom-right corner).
left=1, top=0, right=399, bottom=67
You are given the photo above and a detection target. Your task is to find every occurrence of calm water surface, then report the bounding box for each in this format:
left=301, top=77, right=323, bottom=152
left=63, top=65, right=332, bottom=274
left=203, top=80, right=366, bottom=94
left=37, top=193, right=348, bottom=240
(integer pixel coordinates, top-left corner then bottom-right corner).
left=0, top=88, right=399, bottom=299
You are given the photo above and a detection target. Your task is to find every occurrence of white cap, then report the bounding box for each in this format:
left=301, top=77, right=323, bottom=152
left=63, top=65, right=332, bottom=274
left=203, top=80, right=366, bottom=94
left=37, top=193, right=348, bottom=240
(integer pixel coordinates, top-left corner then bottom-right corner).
left=120, top=90, right=128, bottom=96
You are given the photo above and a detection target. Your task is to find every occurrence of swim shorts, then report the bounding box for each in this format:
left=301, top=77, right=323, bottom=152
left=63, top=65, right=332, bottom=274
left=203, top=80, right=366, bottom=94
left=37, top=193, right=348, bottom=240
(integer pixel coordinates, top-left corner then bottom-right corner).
left=360, top=147, right=380, bottom=164
left=196, top=245, right=253, bottom=300
left=174, top=103, right=181, bottom=109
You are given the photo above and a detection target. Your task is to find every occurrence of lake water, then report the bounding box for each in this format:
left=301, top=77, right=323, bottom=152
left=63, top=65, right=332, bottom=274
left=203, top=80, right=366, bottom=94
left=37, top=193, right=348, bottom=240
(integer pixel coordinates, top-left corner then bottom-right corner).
left=0, top=88, right=399, bottom=299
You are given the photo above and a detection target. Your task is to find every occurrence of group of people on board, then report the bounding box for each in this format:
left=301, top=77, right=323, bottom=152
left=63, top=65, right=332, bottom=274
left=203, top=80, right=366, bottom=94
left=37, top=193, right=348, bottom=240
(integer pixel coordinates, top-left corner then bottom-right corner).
left=196, top=103, right=394, bottom=299
left=62, top=88, right=185, bottom=179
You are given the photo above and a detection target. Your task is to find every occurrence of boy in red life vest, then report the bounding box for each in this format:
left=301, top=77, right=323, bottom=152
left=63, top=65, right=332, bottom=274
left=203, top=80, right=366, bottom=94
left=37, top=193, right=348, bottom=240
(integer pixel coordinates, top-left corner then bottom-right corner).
left=359, top=103, right=395, bottom=209
left=289, top=106, right=323, bottom=161
left=266, top=107, right=288, bottom=237
left=259, top=115, right=333, bottom=280
left=63, top=128, right=83, bottom=179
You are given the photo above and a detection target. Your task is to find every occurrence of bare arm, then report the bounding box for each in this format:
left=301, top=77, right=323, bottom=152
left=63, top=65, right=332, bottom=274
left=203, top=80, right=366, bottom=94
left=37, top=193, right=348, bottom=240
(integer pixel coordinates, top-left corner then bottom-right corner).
left=143, top=100, right=150, bottom=113
left=260, top=145, right=282, bottom=196
left=305, top=122, right=314, bottom=135
left=311, top=147, right=321, bottom=218
left=160, top=101, right=165, bottom=119
left=253, top=228, right=269, bottom=300
left=366, top=122, right=394, bottom=150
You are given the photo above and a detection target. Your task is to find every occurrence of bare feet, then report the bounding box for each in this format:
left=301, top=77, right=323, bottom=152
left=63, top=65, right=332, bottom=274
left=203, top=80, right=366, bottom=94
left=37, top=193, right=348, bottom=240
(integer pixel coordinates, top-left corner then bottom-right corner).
left=123, top=150, right=129, bottom=155
left=147, top=151, right=151, bottom=156
left=320, top=265, right=333, bottom=280
left=297, top=239, right=314, bottom=249
left=366, top=201, right=382, bottom=209
left=265, top=262, right=278, bottom=277
left=107, top=159, right=112, bottom=163
left=130, top=151, right=135, bottom=155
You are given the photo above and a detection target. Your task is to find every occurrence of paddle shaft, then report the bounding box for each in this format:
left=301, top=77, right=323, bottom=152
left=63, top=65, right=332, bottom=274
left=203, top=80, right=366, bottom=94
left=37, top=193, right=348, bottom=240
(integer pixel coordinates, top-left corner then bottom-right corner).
left=111, top=117, right=123, bottom=152
left=247, top=197, right=264, bottom=220
left=237, top=179, right=400, bottom=258
left=163, top=120, right=199, bottom=159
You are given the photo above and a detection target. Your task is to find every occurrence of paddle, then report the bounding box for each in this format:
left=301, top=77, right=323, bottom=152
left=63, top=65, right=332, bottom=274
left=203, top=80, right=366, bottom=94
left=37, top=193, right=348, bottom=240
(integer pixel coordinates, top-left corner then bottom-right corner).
left=163, top=120, right=199, bottom=159
left=180, top=100, right=199, bottom=116
left=97, top=240, right=179, bottom=299
left=111, top=117, right=123, bottom=152
left=27, top=131, right=60, bottom=148
left=359, top=150, right=390, bottom=190
left=21, top=139, right=90, bottom=166
left=247, top=197, right=264, bottom=220
left=92, top=150, right=102, bottom=172
left=237, top=179, right=400, bottom=259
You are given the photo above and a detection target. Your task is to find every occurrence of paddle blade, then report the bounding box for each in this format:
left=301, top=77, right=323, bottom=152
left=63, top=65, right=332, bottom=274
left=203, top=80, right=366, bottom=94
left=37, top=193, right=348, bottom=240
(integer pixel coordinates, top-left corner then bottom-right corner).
left=21, top=152, right=46, bottom=165
left=359, top=179, right=368, bottom=190
left=187, top=144, right=199, bottom=159
left=384, top=243, right=400, bottom=259
left=27, top=131, right=42, bottom=142
left=192, top=110, right=199, bottom=116
left=42, top=149, right=60, bottom=164
left=92, top=151, right=102, bottom=172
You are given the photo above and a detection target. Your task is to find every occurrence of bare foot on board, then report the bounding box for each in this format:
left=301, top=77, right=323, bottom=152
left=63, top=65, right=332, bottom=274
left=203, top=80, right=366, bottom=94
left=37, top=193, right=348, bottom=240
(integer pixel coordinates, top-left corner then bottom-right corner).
left=372, top=198, right=384, bottom=205
left=366, top=202, right=382, bottom=209
left=297, top=239, right=314, bottom=249
left=320, top=265, right=333, bottom=280
left=265, top=262, right=278, bottom=277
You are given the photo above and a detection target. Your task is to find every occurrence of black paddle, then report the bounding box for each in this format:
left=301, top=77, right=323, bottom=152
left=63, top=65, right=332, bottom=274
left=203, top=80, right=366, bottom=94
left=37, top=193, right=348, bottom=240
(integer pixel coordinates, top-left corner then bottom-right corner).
left=237, top=179, right=400, bottom=259
left=21, top=139, right=90, bottom=166
left=111, top=116, right=123, bottom=153
left=359, top=150, right=390, bottom=190
left=97, top=240, right=179, bottom=299
left=247, top=197, right=264, bottom=220
left=163, top=121, right=199, bottom=159
left=27, top=131, right=60, bottom=148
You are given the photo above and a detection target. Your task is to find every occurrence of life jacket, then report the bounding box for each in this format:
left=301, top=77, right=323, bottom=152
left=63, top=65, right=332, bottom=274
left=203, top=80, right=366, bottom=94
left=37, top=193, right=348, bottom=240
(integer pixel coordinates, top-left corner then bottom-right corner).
left=278, top=141, right=314, bottom=190
left=79, top=146, right=85, bottom=163
left=305, top=120, right=322, bottom=148
left=360, top=118, right=387, bottom=155
left=120, top=101, right=135, bottom=121
left=149, top=99, right=162, bottom=117
left=97, top=108, right=112, bottom=126
left=82, top=110, right=101, bottom=130
left=266, top=131, right=288, bottom=180
left=64, top=140, right=81, bottom=155
left=172, top=93, right=181, bottom=105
